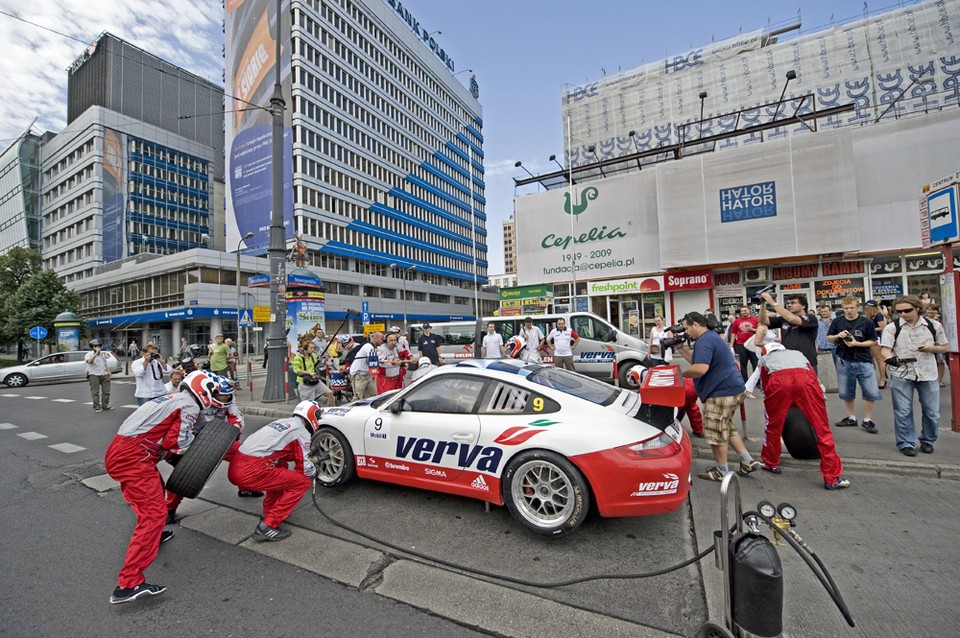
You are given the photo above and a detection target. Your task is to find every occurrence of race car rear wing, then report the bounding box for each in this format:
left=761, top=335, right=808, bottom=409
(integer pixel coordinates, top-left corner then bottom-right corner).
left=639, top=366, right=686, bottom=407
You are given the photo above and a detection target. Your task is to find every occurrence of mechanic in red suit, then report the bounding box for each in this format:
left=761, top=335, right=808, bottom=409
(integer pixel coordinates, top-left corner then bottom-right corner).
left=628, top=357, right=704, bottom=438
left=227, top=400, right=322, bottom=542
left=105, top=370, right=221, bottom=604
left=756, top=343, right=850, bottom=490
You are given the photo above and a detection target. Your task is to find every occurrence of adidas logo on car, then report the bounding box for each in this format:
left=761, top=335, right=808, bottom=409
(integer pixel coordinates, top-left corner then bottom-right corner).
left=471, top=475, right=489, bottom=491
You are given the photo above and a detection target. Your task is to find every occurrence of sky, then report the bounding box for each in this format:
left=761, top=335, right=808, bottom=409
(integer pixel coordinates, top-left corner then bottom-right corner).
left=0, top=0, right=899, bottom=273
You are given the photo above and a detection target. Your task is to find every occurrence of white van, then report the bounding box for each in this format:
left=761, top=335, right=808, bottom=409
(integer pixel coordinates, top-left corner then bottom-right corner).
left=408, top=312, right=651, bottom=387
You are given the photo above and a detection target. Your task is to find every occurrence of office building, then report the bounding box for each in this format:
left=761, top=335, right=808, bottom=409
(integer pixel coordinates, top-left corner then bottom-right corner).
left=0, top=126, right=42, bottom=253
left=502, top=216, right=516, bottom=275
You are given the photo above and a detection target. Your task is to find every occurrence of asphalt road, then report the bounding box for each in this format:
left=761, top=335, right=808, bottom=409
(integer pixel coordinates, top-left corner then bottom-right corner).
left=0, top=380, right=486, bottom=638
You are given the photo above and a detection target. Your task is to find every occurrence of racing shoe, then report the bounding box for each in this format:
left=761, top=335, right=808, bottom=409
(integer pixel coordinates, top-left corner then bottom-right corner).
left=166, top=509, right=179, bottom=525
left=737, top=460, right=760, bottom=476
left=160, top=530, right=174, bottom=545
left=697, top=466, right=726, bottom=482
left=109, top=582, right=167, bottom=604
left=238, top=489, right=264, bottom=498
left=824, top=477, right=851, bottom=491
left=252, top=522, right=291, bottom=542
left=761, top=464, right=782, bottom=475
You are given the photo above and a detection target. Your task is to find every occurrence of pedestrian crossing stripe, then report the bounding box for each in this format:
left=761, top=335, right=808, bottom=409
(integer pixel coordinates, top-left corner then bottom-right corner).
left=18, top=431, right=47, bottom=440
left=0, top=423, right=17, bottom=430
left=49, top=443, right=86, bottom=453
left=52, top=399, right=75, bottom=403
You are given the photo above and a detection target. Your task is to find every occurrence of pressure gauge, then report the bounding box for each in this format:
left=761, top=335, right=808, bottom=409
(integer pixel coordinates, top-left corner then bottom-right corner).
left=758, top=501, right=777, bottom=518
left=777, top=502, right=798, bottom=521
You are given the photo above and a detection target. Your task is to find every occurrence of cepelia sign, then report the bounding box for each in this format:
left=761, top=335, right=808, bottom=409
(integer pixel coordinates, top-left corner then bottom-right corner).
left=719, top=181, right=777, bottom=223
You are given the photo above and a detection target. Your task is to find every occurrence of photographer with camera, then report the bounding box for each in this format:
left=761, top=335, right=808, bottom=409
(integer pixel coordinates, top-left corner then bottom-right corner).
left=827, top=296, right=881, bottom=434
left=759, top=290, right=820, bottom=372
left=675, top=312, right=759, bottom=482
left=291, top=338, right=335, bottom=406
left=880, top=295, right=948, bottom=456
left=85, top=339, right=113, bottom=412
left=132, top=342, right=170, bottom=405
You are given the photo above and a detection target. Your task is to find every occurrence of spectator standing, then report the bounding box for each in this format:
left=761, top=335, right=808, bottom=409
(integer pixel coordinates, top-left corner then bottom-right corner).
left=675, top=312, right=758, bottom=481
left=481, top=322, right=505, bottom=359
left=178, top=337, right=190, bottom=359
left=752, top=343, right=850, bottom=490
left=417, top=323, right=441, bottom=365
left=548, top=318, right=580, bottom=370
left=312, top=327, right=328, bottom=362
left=291, top=339, right=335, bottom=406
left=880, top=295, right=948, bottom=456
left=128, top=340, right=139, bottom=360
left=816, top=305, right=837, bottom=371
left=728, top=305, right=759, bottom=382
left=519, top=317, right=546, bottom=363
left=648, top=316, right=669, bottom=360
left=225, top=338, right=238, bottom=381
left=208, top=334, right=231, bottom=376
left=828, top=296, right=881, bottom=434
left=704, top=308, right=722, bottom=334
left=85, top=339, right=113, bottom=412
left=924, top=303, right=947, bottom=386
left=759, top=292, right=819, bottom=372
left=865, top=300, right=888, bottom=388
left=348, top=332, right=382, bottom=400
left=131, top=342, right=169, bottom=405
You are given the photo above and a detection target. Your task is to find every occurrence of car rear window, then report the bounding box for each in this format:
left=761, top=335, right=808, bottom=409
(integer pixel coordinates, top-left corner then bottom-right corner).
left=524, top=367, right=619, bottom=406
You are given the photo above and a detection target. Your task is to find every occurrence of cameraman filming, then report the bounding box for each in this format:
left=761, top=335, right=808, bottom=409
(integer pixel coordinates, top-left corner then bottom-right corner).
left=132, top=342, right=169, bottom=405
left=675, top=312, right=759, bottom=482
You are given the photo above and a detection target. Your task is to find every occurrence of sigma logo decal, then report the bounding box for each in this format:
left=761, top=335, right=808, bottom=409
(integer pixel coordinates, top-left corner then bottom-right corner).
left=424, top=467, right=447, bottom=478
left=630, top=473, right=681, bottom=497
left=365, top=417, right=390, bottom=440
left=396, top=436, right=503, bottom=472
left=471, top=475, right=490, bottom=491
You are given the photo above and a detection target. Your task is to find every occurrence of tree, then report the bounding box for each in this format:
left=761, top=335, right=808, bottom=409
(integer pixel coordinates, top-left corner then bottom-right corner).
left=1, top=269, right=82, bottom=363
left=0, top=248, right=43, bottom=361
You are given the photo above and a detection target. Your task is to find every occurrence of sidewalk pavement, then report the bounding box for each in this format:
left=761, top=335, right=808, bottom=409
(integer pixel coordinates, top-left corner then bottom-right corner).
left=235, top=366, right=960, bottom=482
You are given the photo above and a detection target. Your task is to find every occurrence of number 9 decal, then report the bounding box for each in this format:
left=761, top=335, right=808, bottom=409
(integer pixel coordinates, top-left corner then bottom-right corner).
left=374, top=417, right=383, bottom=431
left=533, top=397, right=544, bottom=412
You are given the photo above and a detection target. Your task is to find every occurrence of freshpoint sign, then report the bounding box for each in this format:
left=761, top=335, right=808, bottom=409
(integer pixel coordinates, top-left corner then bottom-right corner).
left=588, top=276, right=664, bottom=297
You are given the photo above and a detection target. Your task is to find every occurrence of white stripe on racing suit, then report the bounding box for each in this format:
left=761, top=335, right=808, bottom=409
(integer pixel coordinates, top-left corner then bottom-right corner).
left=237, top=417, right=316, bottom=477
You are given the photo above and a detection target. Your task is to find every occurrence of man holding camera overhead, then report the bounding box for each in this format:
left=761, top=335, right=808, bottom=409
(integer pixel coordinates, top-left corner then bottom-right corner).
left=758, top=290, right=819, bottom=372
left=132, top=342, right=170, bottom=405
left=827, top=296, right=881, bottom=434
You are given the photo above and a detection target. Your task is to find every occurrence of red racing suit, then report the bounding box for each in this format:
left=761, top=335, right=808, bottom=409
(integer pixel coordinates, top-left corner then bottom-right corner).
left=105, top=393, right=200, bottom=589
left=165, top=401, right=245, bottom=513
left=227, top=417, right=316, bottom=528
left=682, top=378, right=704, bottom=436
left=758, top=350, right=843, bottom=483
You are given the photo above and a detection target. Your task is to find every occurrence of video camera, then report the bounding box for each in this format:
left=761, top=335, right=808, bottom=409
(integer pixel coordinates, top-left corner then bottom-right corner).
left=751, top=283, right=776, bottom=305
left=659, top=323, right=691, bottom=349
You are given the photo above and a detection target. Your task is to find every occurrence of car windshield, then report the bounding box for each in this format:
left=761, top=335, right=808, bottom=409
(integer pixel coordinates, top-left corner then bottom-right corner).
left=524, top=366, right=620, bottom=406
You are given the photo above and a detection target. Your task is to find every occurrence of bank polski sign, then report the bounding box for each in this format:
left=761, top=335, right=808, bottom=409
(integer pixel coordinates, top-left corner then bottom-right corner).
left=719, top=181, right=777, bottom=223
left=515, top=173, right=661, bottom=285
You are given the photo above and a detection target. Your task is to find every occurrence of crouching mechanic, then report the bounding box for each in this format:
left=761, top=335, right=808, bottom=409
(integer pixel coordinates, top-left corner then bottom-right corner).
left=165, top=372, right=261, bottom=525
left=104, top=370, right=217, bottom=604
left=753, top=343, right=850, bottom=490
left=228, top=400, right=322, bottom=542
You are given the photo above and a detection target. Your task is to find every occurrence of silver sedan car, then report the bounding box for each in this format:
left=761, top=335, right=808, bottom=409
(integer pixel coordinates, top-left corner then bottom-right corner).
left=0, top=351, right=122, bottom=387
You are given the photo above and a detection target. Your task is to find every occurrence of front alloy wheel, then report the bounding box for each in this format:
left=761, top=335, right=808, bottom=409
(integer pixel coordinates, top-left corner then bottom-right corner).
left=502, top=450, right=590, bottom=537
left=310, top=427, right=355, bottom=487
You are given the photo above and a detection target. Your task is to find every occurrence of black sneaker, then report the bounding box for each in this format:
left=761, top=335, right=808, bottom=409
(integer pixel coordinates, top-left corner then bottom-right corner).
left=697, top=466, right=726, bottom=482
left=252, top=522, right=291, bottom=542
left=835, top=416, right=857, bottom=427
left=762, top=465, right=782, bottom=475
left=238, top=489, right=265, bottom=498
left=861, top=419, right=878, bottom=434
left=160, top=530, right=174, bottom=545
left=824, top=477, right=851, bottom=490
left=103, top=405, right=114, bottom=410
left=109, top=582, right=166, bottom=604
left=737, top=460, right=760, bottom=476
left=900, top=446, right=918, bottom=457
left=920, top=442, right=934, bottom=454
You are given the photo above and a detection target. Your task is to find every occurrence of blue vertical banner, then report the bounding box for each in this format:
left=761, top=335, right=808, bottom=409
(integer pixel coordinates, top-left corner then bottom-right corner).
left=102, top=128, right=126, bottom=261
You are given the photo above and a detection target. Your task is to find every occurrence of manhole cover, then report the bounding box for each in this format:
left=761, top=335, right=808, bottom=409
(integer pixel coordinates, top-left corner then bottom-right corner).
left=62, top=462, right=107, bottom=482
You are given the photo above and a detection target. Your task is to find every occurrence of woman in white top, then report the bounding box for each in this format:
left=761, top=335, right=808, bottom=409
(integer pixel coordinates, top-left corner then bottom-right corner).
left=648, top=316, right=670, bottom=361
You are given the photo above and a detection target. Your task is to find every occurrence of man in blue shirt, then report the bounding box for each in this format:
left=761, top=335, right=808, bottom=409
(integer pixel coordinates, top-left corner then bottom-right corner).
left=817, top=305, right=838, bottom=372
left=676, top=312, right=759, bottom=482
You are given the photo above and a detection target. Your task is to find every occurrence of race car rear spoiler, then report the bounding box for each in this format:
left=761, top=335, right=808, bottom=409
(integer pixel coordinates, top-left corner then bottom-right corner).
left=639, top=366, right=685, bottom=407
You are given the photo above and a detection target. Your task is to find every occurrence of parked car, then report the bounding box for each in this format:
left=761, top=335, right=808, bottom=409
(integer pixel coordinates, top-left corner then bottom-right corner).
left=0, top=351, right=122, bottom=387
left=309, top=359, right=690, bottom=537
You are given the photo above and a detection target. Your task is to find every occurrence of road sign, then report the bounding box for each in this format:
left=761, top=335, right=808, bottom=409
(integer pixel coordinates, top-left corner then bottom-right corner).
left=238, top=309, right=253, bottom=328
left=362, top=301, right=369, bottom=313
left=253, top=305, right=271, bottom=322
left=29, top=326, right=47, bottom=340
left=364, top=323, right=385, bottom=336
left=362, top=312, right=370, bottom=325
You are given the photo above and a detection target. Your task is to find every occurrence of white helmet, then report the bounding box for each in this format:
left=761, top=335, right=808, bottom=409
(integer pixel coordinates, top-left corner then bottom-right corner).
left=627, top=364, right=648, bottom=387
left=182, top=370, right=219, bottom=409
left=762, top=342, right=786, bottom=357
left=293, top=400, right=322, bottom=433
left=417, top=357, right=432, bottom=367
left=506, top=335, right=526, bottom=359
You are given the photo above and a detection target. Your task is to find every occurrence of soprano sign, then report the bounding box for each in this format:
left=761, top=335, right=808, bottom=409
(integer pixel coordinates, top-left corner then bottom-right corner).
left=665, top=270, right=713, bottom=291
left=719, top=181, right=777, bottom=223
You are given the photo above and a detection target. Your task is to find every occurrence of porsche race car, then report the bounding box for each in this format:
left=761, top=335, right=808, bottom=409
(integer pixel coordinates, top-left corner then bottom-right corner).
left=310, top=359, right=691, bottom=537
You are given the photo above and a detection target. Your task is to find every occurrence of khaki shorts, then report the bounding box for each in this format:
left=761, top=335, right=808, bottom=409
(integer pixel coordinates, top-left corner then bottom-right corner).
left=701, top=393, right=746, bottom=446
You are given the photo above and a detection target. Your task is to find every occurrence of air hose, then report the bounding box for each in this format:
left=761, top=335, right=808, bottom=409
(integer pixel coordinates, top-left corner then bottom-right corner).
left=310, top=489, right=714, bottom=588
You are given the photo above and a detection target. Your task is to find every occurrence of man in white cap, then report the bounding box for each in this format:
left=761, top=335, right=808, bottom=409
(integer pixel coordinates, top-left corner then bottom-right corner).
left=408, top=357, right=435, bottom=383
left=754, top=342, right=849, bottom=490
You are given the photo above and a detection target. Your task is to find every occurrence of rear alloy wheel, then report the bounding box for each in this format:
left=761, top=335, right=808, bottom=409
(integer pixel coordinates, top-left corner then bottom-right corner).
left=3, top=373, right=28, bottom=388
left=502, top=450, right=590, bottom=537
left=310, top=427, right=355, bottom=487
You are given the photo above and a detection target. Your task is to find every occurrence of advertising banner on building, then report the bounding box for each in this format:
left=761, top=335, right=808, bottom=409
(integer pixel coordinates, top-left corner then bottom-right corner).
left=225, top=0, right=294, bottom=253
left=102, top=128, right=125, bottom=262
left=286, top=292, right=325, bottom=355
left=516, top=172, right=660, bottom=284
left=587, top=276, right=664, bottom=296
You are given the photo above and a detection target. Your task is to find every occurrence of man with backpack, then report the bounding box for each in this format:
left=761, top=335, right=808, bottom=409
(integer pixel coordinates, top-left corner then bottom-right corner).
left=880, top=295, right=948, bottom=456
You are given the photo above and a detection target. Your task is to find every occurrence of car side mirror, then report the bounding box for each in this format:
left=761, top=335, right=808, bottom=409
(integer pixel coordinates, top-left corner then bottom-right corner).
left=389, top=399, right=405, bottom=415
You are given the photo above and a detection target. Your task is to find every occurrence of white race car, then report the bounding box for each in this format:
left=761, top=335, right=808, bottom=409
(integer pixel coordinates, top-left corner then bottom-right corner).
left=310, top=359, right=691, bottom=537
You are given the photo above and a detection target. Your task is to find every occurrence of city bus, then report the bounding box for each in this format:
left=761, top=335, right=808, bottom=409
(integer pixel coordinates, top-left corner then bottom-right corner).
left=408, top=312, right=651, bottom=387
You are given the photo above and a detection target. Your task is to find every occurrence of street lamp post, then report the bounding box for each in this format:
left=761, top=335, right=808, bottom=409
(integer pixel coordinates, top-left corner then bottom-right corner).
left=236, top=231, right=254, bottom=367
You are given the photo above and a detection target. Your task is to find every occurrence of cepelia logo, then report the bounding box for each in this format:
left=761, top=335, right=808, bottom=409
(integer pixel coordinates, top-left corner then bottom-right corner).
left=541, top=185, right=627, bottom=250
left=564, top=186, right=599, bottom=216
